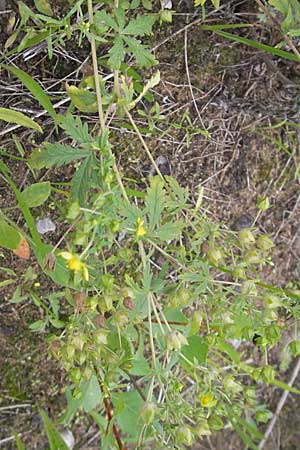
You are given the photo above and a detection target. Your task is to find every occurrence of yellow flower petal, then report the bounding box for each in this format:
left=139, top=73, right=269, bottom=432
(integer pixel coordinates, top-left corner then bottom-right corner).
left=136, top=217, right=146, bottom=238
left=67, top=255, right=82, bottom=272
left=82, top=265, right=89, bottom=281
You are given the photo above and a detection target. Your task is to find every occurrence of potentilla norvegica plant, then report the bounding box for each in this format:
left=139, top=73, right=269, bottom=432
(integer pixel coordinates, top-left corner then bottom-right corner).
left=1, top=0, right=300, bottom=449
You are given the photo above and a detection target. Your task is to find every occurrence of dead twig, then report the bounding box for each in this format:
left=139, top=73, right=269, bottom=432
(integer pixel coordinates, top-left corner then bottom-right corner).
left=258, top=356, right=300, bottom=450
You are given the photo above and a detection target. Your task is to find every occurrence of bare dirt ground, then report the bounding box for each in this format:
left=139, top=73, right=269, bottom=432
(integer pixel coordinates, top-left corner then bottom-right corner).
left=1, top=0, right=300, bottom=448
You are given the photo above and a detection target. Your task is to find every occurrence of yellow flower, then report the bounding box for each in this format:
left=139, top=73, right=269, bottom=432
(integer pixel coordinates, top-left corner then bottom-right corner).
left=60, top=252, right=89, bottom=281
left=199, top=392, right=217, bottom=408
left=136, top=217, right=146, bottom=238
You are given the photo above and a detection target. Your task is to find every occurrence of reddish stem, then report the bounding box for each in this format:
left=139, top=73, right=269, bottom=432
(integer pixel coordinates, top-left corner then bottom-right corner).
left=94, top=367, right=126, bottom=450
left=103, top=396, right=126, bottom=450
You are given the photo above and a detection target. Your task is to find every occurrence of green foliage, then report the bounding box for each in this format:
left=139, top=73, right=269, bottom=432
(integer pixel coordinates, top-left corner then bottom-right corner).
left=21, top=182, right=51, bottom=208
left=3, top=1, right=300, bottom=449
left=40, top=409, right=70, bottom=450
left=0, top=107, right=42, bottom=132
left=1, top=65, right=57, bottom=121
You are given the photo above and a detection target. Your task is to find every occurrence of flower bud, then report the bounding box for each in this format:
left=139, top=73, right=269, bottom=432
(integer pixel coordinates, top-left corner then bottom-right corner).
left=257, top=235, right=274, bottom=252
left=69, top=367, right=81, bottom=383
left=223, top=376, right=242, bottom=395
left=244, top=250, right=261, bottom=265
left=255, top=409, right=272, bottom=423
left=66, top=344, right=75, bottom=359
left=208, top=414, right=224, bottom=431
left=233, top=266, right=246, bottom=280
left=289, top=340, right=300, bottom=357
left=265, top=295, right=282, bottom=309
left=140, top=402, right=157, bottom=425
left=238, top=228, right=255, bottom=247
left=123, top=297, right=134, bottom=310
left=49, top=340, right=61, bottom=359
left=207, top=247, right=222, bottom=265
left=77, top=352, right=87, bottom=366
left=166, top=331, right=188, bottom=351
left=74, top=292, right=86, bottom=314
left=94, top=314, right=107, bottom=328
left=194, top=420, right=211, bottom=439
left=83, top=366, right=93, bottom=380
left=261, top=365, right=275, bottom=383
left=72, top=333, right=86, bottom=351
left=176, top=425, right=193, bottom=446
left=94, top=329, right=109, bottom=346
left=114, top=310, right=129, bottom=327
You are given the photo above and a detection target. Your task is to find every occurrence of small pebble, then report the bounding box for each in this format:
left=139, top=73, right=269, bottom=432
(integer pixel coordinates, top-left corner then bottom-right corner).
left=36, top=218, right=56, bottom=235
left=60, top=429, right=75, bottom=449
left=231, top=214, right=253, bottom=231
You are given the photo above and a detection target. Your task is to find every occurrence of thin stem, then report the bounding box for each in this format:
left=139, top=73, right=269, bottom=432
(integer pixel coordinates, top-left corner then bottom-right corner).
left=87, top=0, right=106, bottom=132
left=124, top=108, right=164, bottom=181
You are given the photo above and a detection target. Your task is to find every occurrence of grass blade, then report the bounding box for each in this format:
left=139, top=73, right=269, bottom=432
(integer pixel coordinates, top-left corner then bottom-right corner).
left=214, top=30, right=300, bottom=62
left=0, top=108, right=42, bottom=132
left=1, top=64, right=57, bottom=121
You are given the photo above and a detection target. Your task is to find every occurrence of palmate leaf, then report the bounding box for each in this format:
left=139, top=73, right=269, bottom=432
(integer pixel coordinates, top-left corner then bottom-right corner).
left=155, top=221, right=183, bottom=241
left=29, top=143, right=90, bottom=169
left=108, top=36, right=125, bottom=69
left=123, top=36, right=157, bottom=67
left=60, top=114, right=92, bottom=144
left=71, top=155, right=94, bottom=205
left=123, top=14, right=156, bottom=36
left=94, top=10, right=118, bottom=30
left=145, top=176, right=165, bottom=230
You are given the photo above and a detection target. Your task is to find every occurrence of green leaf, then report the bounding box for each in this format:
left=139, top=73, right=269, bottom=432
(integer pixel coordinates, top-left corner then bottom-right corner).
left=29, top=320, right=46, bottom=331
left=123, top=36, right=157, bottom=67
left=71, top=156, right=93, bottom=205
left=21, top=182, right=51, bottom=208
left=18, top=1, right=33, bottom=27
left=0, top=217, right=22, bottom=251
left=14, top=433, right=26, bottom=450
left=112, top=391, right=144, bottom=438
left=34, top=0, right=53, bottom=16
left=155, top=221, right=183, bottom=241
left=59, top=387, right=83, bottom=425
left=40, top=409, right=70, bottom=450
left=271, top=378, right=300, bottom=395
left=66, top=84, right=98, bottom=113
left=129, top=356, right=151, bottom=376
left=128, top=70, right=160, bottom=110
left=1, top=65, right=57, bottom=121
left=180, top=335, right=208, bottom=368
left=81, top=374, right=102, bottom=413
left=108, top=36, right=125, bottom=70
left=0, top=108, right=42, bottom=133
left=29, top=143, right=90, bottom=169
left=214, top=31, right=300, bottom=62
left=114, top=7, right=126, bottom=29
left=94, top=10, right=118, bottom=30
left=123, top=14, right=156, bottom=36
left=59, top=114, right=92, bottom=144
left=216, top=338, right=241, bottom=365
left=145, top=176, right=165, bottom=230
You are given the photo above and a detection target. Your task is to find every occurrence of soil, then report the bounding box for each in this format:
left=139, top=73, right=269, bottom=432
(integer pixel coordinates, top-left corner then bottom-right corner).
left=1, top=0, right=300, bottom=449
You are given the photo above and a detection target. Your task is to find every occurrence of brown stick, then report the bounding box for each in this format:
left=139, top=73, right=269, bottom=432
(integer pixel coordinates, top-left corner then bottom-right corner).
left=103, top=396, right=127, bottom=450
left=94, top=367, right=126, bottom=450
